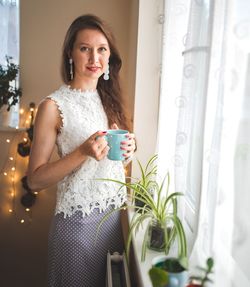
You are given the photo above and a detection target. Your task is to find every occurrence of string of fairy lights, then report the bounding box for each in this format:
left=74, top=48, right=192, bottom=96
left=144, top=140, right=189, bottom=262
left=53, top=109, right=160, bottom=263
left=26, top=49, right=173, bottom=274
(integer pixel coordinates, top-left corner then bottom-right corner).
left=0, top=103, right=37, bottom=224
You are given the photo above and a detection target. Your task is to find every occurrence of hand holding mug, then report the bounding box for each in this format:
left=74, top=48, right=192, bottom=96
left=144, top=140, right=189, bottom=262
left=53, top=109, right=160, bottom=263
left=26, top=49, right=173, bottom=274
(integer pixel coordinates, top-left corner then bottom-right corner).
left=79, top=130, right=109, bottom=161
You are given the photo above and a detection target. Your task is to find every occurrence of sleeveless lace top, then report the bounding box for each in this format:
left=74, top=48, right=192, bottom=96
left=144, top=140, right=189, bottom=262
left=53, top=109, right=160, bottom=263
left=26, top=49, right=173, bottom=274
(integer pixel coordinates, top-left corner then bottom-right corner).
left=47, top=85, right=127, bottom=218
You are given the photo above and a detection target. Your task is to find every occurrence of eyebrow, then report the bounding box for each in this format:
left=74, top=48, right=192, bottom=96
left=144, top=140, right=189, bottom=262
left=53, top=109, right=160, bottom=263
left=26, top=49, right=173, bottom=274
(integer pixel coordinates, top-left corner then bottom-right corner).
left=78, top=42, right=109, bottom=46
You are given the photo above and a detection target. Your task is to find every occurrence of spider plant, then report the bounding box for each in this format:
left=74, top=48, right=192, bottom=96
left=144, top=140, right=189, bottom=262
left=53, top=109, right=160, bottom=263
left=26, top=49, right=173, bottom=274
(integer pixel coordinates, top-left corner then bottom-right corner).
left=133, top=154, right=158, bottom=211
left=96, top=155, right=187, bottom=263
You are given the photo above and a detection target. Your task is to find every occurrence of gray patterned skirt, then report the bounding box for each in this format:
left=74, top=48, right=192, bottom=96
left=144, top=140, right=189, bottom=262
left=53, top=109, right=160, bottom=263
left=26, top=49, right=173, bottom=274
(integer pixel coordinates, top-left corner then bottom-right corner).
left=47, top=207, right=124, bottom=287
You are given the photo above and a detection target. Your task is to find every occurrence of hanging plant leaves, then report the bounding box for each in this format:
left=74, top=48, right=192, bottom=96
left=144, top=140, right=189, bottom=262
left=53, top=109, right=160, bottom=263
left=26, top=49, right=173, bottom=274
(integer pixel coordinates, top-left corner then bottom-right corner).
left=0, top=55, right=22, bottom=110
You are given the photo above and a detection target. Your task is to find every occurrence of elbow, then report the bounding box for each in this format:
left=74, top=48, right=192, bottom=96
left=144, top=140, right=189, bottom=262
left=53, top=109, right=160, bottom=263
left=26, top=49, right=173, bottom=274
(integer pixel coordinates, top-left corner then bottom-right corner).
left=26, top=174, right=42, bottom=192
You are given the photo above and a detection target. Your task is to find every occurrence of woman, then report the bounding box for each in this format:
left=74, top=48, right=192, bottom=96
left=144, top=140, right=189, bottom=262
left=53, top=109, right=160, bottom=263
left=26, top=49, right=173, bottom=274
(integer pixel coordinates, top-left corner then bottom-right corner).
left=27, top=14, right=136, bottom=287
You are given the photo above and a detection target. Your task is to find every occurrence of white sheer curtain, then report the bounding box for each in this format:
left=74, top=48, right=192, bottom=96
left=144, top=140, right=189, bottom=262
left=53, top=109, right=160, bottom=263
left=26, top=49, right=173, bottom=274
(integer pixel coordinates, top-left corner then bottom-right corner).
left=0, top=0, right=20, bottom=128
left=157, top=0, right=250, bottom=286
left=0, top=0, right=19, bottom=64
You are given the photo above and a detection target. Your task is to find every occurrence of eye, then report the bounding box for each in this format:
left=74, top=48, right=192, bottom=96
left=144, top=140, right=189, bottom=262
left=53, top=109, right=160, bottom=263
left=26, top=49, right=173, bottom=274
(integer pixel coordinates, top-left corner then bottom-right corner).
left=80, top=46, right=90, bottom=52
left=99, top=47, right=108, bottom=53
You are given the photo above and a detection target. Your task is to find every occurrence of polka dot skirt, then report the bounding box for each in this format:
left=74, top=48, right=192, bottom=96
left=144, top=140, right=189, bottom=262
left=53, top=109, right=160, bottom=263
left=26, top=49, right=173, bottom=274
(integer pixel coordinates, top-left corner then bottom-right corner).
left=47, top=207, right=124, bottom=287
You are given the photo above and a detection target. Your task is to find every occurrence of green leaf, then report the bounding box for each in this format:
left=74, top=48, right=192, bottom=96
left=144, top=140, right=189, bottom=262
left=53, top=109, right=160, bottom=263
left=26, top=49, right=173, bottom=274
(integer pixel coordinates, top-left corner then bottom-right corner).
left=206, top=257, right=214, bottom=271
left=149, top=267, right=168, bottom=287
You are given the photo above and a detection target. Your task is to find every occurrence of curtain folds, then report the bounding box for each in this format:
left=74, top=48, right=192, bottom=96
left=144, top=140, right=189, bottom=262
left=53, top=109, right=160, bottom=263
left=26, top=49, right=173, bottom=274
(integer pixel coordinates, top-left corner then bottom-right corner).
left=0, top=0, right=20, bottom=128
left=0, top=0, right=19, bottom=65
left=157, top=0, right=250, bottom=285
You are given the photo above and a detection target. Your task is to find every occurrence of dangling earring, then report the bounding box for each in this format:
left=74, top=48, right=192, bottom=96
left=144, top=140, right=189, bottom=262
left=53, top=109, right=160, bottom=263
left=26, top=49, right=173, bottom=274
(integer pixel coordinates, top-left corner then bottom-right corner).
left=103, top=63, right=109, bottom=80
left=69, top=58, right=73, bottom=80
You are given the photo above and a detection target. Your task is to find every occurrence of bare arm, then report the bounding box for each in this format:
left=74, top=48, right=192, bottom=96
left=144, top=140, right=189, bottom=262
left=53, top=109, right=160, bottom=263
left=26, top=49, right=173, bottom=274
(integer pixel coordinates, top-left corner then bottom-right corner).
left=27, top=99, right=109, bottom=191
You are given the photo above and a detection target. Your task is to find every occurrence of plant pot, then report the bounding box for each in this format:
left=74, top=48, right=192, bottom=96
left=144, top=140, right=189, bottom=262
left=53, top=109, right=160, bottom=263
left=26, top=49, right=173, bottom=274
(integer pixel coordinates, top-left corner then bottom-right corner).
left=0, top=103, right=19, bottom=128
left=147, top=220, right=167, bottom=251
left=0, top=105, right=11, bottom=127
left=150, top=256, right=188, bottom=287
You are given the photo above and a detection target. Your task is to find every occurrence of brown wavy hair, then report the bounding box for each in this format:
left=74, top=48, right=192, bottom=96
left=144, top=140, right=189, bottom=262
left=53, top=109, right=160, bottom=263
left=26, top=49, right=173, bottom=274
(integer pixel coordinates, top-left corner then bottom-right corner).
left=61, top=14, right=130, bottom=131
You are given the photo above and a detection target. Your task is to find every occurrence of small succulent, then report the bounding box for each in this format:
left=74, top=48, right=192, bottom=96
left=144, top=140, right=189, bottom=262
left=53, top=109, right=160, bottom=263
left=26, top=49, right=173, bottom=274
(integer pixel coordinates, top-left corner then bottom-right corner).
left=188, top=257, right=214, bottom=286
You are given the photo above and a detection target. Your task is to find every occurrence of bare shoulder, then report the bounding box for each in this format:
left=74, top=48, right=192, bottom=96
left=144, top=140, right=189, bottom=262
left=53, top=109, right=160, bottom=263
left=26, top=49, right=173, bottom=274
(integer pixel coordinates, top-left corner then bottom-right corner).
left=35, top=98, right=62, bottom=132
left=38, top=98, right=59, bottom=113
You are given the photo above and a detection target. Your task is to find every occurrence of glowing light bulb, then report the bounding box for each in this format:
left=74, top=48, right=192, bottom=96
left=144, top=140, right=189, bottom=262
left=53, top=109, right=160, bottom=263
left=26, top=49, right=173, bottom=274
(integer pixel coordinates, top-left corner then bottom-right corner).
left=4, top=172, right=7, bottom=176
left=30, top=108, right=34, bottom=112
left=11, top=167, right=15, bottom=171
left=20, top=109, right=24, bottom=114
left=25, top=208, right=30, bottom=212
left=15, top=126, right=19, bottom=129
left=6, top=139, right=10, bottom=143
left=29, top=115, right=32, bottom=119
left=25, top=120, right=29, bottom=124
left=9, top=157, right=14, bottom=161
left=11, top=192, right=14, bottom=197
left=23, top=138, right=28, bottom=142
left=9, top=209, right=13, bottom=213
left=20, top=219, right=25, bottom=223
left=34, top=191, right=38, bottom=195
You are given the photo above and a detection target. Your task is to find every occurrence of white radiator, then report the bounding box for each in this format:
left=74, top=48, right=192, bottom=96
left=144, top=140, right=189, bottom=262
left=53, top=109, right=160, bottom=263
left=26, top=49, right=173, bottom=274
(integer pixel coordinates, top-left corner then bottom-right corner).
left=106, top=251, right=131, bottom=287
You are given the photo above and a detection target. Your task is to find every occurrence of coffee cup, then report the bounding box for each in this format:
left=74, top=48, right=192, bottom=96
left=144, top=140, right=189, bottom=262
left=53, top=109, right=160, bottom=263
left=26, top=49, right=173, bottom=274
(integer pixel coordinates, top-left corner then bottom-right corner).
left=105, top=129, right=129, bottom=161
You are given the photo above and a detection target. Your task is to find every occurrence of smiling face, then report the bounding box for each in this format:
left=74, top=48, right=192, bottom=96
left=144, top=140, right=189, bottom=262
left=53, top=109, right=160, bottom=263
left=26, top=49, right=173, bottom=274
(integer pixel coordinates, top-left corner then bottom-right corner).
left=70, top=28, right=110, bottom=84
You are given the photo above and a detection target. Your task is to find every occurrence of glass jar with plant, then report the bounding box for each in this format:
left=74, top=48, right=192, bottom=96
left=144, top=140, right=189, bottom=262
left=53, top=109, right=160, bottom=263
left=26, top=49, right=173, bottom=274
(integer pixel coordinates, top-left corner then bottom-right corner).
left=97, top=155, right=187, bottom=263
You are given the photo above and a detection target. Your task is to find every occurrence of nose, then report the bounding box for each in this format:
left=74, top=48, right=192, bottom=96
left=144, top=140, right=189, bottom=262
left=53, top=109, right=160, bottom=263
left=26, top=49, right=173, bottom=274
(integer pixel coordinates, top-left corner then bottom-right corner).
left=89, top=49, right=99, bottom=64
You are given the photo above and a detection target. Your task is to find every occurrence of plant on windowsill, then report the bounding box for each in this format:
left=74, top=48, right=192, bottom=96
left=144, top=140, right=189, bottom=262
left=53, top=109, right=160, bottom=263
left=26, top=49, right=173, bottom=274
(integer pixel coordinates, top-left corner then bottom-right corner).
left=149, top=256, right=188, bottom=287
left=97, top=155, right=187, bottom=263
left=187, top=257, right=214, bottom=287
left=0, top=55, right=22, bottom=111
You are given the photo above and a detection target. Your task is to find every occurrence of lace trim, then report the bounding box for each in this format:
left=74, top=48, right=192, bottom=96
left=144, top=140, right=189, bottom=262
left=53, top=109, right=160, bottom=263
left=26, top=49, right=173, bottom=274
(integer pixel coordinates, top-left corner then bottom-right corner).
left=46, top=96, right=65, bottom=134
left=56, top=192, right=127, bottom=218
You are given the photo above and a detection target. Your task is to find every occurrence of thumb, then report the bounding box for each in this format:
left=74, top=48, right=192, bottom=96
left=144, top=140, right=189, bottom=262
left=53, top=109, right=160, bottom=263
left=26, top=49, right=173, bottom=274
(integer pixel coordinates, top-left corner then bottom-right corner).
left=91, top=130, right=107, bottom=141
left=111, top=123, right=119, bottom=130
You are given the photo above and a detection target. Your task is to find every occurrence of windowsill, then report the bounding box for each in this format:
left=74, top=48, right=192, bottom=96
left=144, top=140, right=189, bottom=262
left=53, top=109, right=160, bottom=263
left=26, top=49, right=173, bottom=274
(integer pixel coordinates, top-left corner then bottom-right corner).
left=0, top=126, right=26, bottom=132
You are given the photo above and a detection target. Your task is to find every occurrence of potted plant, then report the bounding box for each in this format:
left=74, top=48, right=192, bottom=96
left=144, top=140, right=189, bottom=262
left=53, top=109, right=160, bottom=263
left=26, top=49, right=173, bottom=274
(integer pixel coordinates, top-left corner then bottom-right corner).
left=187, top=257, right=214, bottom=287
left=149, top=256, right=189, bottom=287
left=0, top=55, right=22, bottom=111
left=97, top=155, right=187, bottom=262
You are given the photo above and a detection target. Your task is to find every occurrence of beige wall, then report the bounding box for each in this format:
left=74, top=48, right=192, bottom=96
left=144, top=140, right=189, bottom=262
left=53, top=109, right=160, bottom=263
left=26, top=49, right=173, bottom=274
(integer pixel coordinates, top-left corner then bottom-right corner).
left=0, top=1, right=138, bottom=286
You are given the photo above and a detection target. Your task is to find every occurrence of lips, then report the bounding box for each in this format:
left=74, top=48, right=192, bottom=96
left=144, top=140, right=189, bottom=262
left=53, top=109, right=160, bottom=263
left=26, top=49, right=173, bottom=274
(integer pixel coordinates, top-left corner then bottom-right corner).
left=87, top=66, right=100, bottom=72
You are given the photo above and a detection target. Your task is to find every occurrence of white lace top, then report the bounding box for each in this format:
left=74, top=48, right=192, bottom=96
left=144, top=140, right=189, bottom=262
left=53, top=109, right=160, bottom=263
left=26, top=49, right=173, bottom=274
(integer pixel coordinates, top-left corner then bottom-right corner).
left=47, top=85, right=127, bottom=218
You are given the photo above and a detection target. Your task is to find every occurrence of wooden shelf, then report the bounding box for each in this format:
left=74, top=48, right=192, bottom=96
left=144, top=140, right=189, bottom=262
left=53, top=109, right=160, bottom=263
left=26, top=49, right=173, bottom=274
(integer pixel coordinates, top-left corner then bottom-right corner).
left=0, top=126, right=26, bottom=132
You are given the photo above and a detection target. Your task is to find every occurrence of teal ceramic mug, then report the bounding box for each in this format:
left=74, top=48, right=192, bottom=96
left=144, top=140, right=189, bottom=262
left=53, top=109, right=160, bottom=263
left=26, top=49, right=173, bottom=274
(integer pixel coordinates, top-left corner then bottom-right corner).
left=105, top=129, right=129, bottom=161
left=152, top=256, right=188, bottom=287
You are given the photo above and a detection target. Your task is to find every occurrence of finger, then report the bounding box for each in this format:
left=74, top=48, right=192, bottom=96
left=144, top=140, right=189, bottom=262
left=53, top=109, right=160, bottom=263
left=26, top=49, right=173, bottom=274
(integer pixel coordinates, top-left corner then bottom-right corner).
left=90, top=130, right=107, bottom=141
left=111, top=123, right=119, bottom=130
left=125, top=133, right=135, bottom=139
left=96, top=140, right=108, bottom=151
left=120, top=138, right=135, bottom=147
left=96, top=146, right=110, bottom=161
left=120, top=144, right=136, bottom=152
left=123, top=149, right=134, bottom=158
